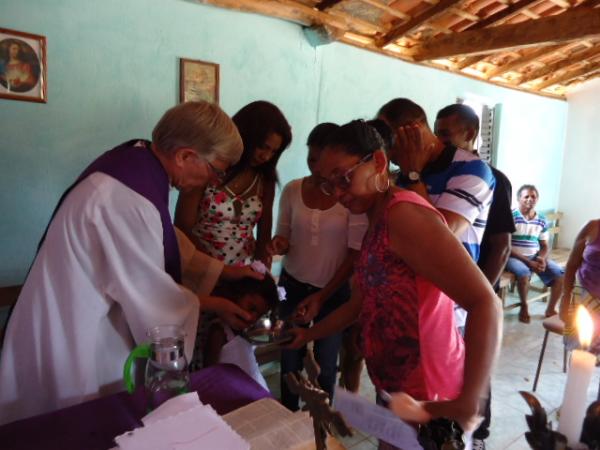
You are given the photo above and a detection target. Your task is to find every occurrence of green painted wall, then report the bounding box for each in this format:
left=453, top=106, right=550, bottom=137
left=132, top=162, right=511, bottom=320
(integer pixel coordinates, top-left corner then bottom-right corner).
left=316, top=43, right=568, bottom=211
left=0, top=0, right=568, bottom=285
left=559, top=79, right=600, bottom=246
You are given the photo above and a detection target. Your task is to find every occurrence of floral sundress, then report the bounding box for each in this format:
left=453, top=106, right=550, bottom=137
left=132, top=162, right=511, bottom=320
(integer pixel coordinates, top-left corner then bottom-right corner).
left=192, top=175, right=263, bottom=265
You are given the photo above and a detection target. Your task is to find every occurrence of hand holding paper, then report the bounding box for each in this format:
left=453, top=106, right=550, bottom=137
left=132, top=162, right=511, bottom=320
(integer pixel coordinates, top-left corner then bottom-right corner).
left=388, top=392, right=432, bottom=424
left=390, top=392, right=483, bottom=435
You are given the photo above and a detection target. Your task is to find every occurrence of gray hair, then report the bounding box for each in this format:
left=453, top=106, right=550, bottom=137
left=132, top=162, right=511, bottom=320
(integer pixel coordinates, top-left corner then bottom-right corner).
left=517, top=184, right=539, bottom=198
left=152, top=101, right=243, bottom=164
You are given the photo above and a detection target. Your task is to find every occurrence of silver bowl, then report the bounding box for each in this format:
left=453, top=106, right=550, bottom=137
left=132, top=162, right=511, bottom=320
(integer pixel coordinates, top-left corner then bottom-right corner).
left=241, top=317, right=294, bottom=346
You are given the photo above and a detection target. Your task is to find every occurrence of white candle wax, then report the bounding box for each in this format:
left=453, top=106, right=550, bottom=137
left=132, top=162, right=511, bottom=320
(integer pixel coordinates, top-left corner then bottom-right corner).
left=557, top=348, right=596, bottom=445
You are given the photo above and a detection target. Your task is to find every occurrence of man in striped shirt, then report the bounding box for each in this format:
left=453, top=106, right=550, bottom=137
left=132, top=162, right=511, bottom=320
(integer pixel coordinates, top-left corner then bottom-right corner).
left=378, top=98, right=495, bottom=329
left=506, top=185, right=564, bottom=323
left=378, top=99, right=495, bottom=263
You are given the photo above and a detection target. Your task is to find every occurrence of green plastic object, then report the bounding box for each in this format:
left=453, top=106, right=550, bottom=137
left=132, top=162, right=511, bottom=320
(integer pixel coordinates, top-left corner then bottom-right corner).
left=123, top=344, right=151, bottom=394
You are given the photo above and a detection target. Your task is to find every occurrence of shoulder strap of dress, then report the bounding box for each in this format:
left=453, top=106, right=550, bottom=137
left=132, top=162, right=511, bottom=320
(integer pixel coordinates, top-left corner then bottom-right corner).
left=255, top=174, right=263, bottom=197
left=387, top=190, right=447, bottom=225
left=225, top=173, right=260, bottom=199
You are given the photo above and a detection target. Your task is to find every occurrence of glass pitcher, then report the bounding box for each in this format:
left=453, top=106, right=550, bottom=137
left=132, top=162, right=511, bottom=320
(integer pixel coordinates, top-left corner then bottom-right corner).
left=123, top=325, right=190, bottom=410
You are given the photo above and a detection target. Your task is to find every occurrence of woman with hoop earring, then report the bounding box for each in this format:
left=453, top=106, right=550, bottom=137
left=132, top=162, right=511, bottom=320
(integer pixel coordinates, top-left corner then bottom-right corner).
left=285, top=119, right=502, bottom=447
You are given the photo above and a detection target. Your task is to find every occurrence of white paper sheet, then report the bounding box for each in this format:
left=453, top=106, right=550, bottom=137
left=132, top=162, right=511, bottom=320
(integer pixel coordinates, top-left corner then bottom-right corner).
left=115, top=402, right=249, bottom=450
left=141, top=392, right=202, bottom=426
left=333, top=387, right=423, bottom=450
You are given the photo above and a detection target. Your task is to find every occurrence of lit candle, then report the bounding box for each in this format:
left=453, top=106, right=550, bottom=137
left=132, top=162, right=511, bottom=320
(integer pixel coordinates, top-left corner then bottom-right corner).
left=557, top=305, right=596, bottom=446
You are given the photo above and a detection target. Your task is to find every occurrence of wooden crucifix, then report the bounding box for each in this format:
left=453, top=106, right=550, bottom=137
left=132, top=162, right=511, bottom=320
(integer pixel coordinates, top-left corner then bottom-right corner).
left=284, top=348, right=353, bottom=450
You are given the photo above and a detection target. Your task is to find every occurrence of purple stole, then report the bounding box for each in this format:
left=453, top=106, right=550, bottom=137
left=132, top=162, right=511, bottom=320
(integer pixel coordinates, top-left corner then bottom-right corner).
left=40, top=139, right=181, bottom=283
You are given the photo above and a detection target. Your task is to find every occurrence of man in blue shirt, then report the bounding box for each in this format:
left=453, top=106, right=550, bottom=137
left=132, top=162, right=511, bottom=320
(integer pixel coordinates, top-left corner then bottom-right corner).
left=378, top=98, right=495, bottom=264
left=434, top=103, right=515, bottom=450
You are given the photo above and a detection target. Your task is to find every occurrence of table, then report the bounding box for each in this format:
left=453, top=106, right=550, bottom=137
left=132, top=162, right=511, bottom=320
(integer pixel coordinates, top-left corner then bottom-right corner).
left=0, top=363, right=272, bottom=450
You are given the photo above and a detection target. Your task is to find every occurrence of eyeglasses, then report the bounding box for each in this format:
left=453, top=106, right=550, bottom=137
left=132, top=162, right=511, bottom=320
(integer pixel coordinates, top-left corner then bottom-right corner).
left=192, top=153, right=228, bottom=181
left=205, top=159, right=228, bottom=181
left=320, top=153, right=373, bottom=196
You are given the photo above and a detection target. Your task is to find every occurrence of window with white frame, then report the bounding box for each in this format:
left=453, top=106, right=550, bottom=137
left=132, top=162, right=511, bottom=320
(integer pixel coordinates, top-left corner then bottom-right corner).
left=457, top=97, right=499, bottom=165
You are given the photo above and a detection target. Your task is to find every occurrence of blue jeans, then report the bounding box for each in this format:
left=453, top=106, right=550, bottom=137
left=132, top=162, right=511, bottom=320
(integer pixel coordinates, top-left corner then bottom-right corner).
left=505, top=254, right=564, bottom=286
left=278, top=269, right=348, bottom=411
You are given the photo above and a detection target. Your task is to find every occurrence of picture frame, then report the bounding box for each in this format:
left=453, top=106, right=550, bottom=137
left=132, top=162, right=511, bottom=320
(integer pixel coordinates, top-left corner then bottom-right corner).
left=0, top=27, right=47, bottom=103
left=179, top=58, right=219, bottom=104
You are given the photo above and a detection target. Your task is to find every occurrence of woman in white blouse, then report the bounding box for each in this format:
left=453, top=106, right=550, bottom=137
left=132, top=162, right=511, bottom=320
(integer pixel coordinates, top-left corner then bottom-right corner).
left=268, top=123, right=368, bottom=410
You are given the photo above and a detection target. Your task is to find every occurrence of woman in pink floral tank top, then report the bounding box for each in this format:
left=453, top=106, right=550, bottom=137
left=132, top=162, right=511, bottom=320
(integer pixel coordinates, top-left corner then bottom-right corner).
left=286, top=120, right=502, bottom=439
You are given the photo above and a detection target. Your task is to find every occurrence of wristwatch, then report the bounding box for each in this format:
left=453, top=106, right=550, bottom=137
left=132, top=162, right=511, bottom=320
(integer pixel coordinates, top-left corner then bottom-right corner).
left=407, top=171, right=422, bottom=184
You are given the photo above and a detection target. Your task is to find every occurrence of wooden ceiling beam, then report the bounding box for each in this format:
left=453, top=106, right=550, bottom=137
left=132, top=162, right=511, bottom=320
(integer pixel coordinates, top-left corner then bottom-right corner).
left=335, top=33, right=564, bottom=99
left=520, top=8, right=541, bottom=19
left=547, top=0, right=571, bottom=7
left=568, top=70, right=600, bottom=86
left=376, top=0, right=463, bottom=47
left=467, top=0, right=600, bottom=72
left=482, top=4, right=600, bottom=78
left=453, top=0, right=541, bottom=70
left=411, top=7, right=600, bottom=61
left=279, top=0, right=384, bottom=34
left=518, top=46, right=600, bottom=84
left=485, top=44, right=564, bottom=79
left=200, top=0, right=311, bottom=25
left=535, top=62, right=600, bottom=90
left=315, top=0, right=344, bottom=11
left=199, top=0, right=381, bottom=35
left=449, top=7, right=479, bottom=22
left=357, top=0, right=409, bottom=20
left=484, top=40, right=589, bottom=79
left=471, top=0, right=541, bottom=30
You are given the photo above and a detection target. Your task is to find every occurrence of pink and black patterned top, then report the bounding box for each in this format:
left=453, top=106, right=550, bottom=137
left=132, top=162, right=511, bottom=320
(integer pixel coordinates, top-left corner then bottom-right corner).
left=192, top=178, right=263, bottom=265
left=355, top=190, right=465, bottom=401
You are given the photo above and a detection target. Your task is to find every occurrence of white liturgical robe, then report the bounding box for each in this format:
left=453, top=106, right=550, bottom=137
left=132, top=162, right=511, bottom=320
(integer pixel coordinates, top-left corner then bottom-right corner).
left=0, top=173, right=199, bottom=425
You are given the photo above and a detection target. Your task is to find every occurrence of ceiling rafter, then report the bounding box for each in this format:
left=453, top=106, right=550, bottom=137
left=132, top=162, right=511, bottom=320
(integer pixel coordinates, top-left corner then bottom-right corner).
left=315, top=0, right=344, bottom=11
left=568, top=70, right=600, bottom=86
left=518, top=45, right=600, bottom=84
left=376, top=0, right=463, bottom=47
left=521, top=8, right=541, bottom=18
left=547, top=0, right=571, bottom=7
left=199, top=0, right=600, bottom=98
left=485, top=42, right=581, bottom=79
left=454, top=0, right=542, bottom=70
left=410, top=6, right=600, bottom=61
left=281, top=0, right=384, bottom=34
left=448, top=6, right=480, bottom=21
left=455, top=0, right=600, bottom=71
left=357, top=0, right=409, bottom=20
left=535, top=61, right=600, bottom=90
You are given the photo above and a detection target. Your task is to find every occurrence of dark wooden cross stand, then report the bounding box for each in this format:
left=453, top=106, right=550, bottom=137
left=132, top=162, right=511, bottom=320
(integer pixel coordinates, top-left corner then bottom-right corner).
left=284, top=349, right=353, bottom=450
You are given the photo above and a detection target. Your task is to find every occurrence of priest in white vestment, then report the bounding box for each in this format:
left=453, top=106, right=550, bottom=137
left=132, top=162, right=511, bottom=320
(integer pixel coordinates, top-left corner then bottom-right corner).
left=0, top=102, right=246, bottom=425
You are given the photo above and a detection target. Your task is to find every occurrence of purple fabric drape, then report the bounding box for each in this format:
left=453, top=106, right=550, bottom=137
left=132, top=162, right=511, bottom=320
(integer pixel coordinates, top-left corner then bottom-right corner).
left=74, top=139, right=181, bottom=283
left=38, top=139, right=181, bottom=282
left=0, top=364, right=272, bottom=450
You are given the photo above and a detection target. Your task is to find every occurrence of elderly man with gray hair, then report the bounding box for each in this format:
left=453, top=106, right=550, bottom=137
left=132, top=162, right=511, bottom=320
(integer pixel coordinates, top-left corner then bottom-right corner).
left=0, top=101, right=247, bottom=425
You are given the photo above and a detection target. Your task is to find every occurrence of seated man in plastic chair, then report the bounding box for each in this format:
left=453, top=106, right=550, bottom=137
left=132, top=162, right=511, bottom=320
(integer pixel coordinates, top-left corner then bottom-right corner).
left=506, top=184, right=564, bottom=323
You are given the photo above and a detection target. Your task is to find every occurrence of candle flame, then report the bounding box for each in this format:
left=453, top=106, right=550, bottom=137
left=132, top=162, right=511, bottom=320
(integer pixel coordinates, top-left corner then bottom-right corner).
left=576, top=305, right=594, bottom=348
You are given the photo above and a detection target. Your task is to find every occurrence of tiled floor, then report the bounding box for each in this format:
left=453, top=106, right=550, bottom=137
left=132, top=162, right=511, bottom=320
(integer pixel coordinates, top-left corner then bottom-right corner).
left=264, top=294, right=600, bottom=449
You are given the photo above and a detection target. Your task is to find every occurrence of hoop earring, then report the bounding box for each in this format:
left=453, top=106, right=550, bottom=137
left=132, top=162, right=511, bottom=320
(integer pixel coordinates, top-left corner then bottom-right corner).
left=375, top=173, right=390, bottom=193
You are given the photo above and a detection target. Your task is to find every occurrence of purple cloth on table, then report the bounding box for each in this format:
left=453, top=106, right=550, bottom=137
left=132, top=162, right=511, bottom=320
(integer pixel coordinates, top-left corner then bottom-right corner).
left=0, top=364, right=272, bottom=450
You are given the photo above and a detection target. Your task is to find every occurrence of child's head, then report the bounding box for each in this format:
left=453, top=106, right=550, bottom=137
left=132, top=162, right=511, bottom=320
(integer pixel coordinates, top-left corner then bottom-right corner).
left=214, top=275, right=279, bottom=323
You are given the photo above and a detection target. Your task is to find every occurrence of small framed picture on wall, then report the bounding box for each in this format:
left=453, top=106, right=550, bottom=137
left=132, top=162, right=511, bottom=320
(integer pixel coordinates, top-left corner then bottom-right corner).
left=179, top=58, right=219, bottom=104
left=0, top=27, right=47, bottom=103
